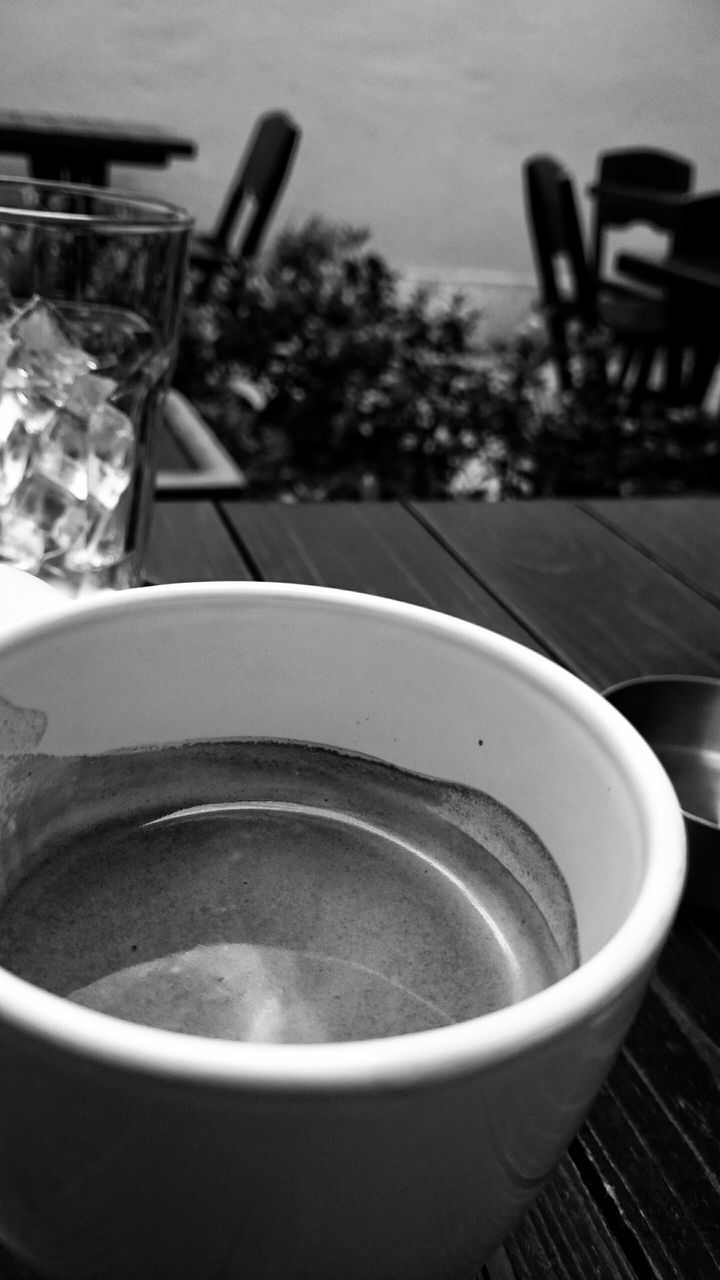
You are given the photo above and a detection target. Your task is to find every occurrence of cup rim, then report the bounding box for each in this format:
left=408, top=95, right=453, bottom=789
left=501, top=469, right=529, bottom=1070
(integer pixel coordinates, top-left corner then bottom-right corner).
left=0, top=174, right=193, bottom=233
left=0, top=582, right=687, bottom=1092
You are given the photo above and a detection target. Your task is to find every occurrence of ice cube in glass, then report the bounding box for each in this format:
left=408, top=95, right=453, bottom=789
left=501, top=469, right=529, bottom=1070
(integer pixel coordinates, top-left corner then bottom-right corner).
left=0, top=392, right=31, bottom=503
left=88, top=402, right=135, bottom=510
left=35, top=410, right=89, bottom=503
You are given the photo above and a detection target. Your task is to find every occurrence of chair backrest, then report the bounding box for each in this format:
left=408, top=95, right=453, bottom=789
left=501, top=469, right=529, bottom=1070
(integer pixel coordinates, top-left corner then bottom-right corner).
left=523, top=154, right=596, bottom=323
left=209, top=111, right=301, bottom=259
left=671, top=191, right=720, bottom=267
left=591, top=146, right=695, bottom=278
left=664, top=192, right=720, bottom=349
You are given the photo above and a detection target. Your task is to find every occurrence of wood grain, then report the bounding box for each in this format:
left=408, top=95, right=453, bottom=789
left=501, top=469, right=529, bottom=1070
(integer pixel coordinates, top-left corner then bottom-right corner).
left=502, top=1152, right=640, bottom=1279
left=583, top=496, right=720, bottom=605
left=155, top=415, right=193, bottom=471
left=411, top=500, right=720, bottom=688
left=145, top=502, right=253, bottom=584
left=221, top=501, right=551, bottom=653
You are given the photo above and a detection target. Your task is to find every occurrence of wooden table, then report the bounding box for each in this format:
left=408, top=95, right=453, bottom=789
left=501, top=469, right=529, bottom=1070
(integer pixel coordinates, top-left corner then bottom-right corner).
left=146, top=495, right=720, bottom=1280
left=0, top=110, right=196, bottom=187
left=5, top=495, right=720, bottom=1278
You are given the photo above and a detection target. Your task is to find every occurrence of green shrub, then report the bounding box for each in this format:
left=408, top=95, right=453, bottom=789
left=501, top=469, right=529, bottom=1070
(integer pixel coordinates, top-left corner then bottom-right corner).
left=174, top=217, right=720, bottom=500
left=176, top=217, right=493, bottom=498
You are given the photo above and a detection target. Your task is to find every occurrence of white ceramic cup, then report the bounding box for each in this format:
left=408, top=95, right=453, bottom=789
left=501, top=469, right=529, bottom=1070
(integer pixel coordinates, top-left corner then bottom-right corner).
left=0, top=583, right=686, bottom=1280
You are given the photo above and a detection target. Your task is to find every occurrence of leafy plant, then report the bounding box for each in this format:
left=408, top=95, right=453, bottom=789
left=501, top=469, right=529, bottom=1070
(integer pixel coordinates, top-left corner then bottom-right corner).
left=174, top=217, right=720, bottom=500
left=453, top=318, right=720, bottom=499
left=176, top=218, right=496, bottom=498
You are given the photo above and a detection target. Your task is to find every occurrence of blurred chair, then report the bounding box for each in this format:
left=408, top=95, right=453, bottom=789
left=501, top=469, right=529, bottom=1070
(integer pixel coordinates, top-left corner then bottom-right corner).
left=190, top=110, right=301, bottom=287
left=590, top=146, right=695, bottom=287
left=523, top=154, right=666, bottom=408
left=617, top=191, right=720, bottom=408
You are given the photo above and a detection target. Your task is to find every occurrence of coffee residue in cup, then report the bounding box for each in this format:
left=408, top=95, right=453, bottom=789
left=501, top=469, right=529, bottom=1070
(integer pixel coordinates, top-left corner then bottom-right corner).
left=0, top=739, right=579, bottom=1042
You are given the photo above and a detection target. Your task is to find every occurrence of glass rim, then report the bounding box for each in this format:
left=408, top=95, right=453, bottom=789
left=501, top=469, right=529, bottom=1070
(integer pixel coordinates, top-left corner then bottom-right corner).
left=0, top=175, right=193, bottom=234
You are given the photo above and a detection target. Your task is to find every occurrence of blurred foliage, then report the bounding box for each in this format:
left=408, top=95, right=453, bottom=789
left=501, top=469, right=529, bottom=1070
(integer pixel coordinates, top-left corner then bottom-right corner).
left=174, top=217, right=720, bottom=500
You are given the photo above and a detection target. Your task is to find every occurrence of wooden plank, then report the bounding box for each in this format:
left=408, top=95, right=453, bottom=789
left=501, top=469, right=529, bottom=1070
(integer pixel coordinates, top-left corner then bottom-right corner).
left=145, top=501, right=254, bottom=584
left=574, top=1065, right=720, bottom=1277
left=154, top=395, right=247, bottom=494
left=503, top=935, right=720, bottom=1278
left=583, top=497, right=720, bottom=604
left=655, top=908, right=720, bottom=1049
left=157, top=392, right=246, bottom=487
left=502, top=1152, right=640, bottom=1280
left=571, top=979, right=720, bottom=1276
left=410, top=500, right=720, bottom=689
left=220, top=502, right=551, bottom=654
left=501, top=830, right=720, bottom=1279
left=156, top=416, right=193, bottom=471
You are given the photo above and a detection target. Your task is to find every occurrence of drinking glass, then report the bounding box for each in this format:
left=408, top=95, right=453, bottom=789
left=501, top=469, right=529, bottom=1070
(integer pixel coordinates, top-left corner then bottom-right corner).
left=0, top=177, right=192, bottom=595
